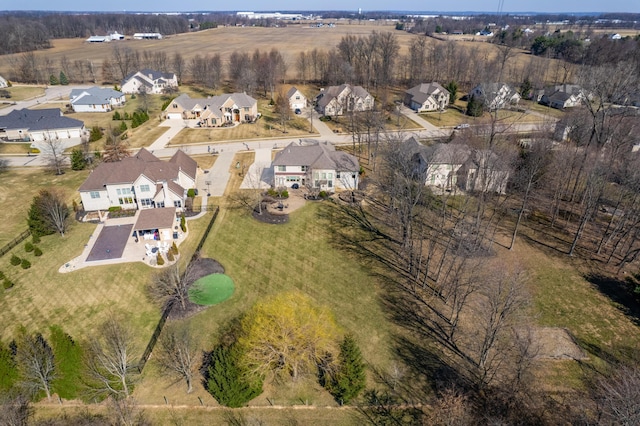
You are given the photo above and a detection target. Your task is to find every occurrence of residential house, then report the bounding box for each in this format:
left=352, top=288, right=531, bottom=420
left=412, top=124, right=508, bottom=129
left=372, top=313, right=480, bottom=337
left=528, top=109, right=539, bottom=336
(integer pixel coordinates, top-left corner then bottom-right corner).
left=272, top=140, right=360, bottom=191
left=404, top=137, right=472, bottom=190
left=538, top=84, right=588, bottom=109
left=403, top=137, right=509, bottom=193
left=286, top=87, right=307, bottom=111
left=121, top=69, right=178, bottom=94
left=0, top=75, right=8, bottom=88
left=69, top=87, right=126, bottom=113
left=79, top=148, right=197, bottom=212
left=315, top=84, right=374, bottom=116
left=0, top=108, right=84, bottom=142
left=469, top=83, right=521, bottom=110
left=164, top=93, right=258, bottom=126
left=404, top=82, right=450, bottom=112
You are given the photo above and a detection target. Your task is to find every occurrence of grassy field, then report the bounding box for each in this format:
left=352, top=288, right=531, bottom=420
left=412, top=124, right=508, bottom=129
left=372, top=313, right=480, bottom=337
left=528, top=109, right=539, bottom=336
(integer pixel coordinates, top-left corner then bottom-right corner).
left=4, top=85, right=46, bottom=101
left=0, top=142, right=33, bottom=154
left=0, top=168, right=89, bottom=246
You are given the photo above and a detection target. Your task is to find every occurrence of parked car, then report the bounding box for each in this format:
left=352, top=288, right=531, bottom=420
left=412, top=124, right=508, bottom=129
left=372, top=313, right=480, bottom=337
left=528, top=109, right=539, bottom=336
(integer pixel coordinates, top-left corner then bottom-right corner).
left=291, top=183, right=300, bottom=189
left=294, top=108, right=302, bottom=115
left=454, top=123, right=470, bottom=130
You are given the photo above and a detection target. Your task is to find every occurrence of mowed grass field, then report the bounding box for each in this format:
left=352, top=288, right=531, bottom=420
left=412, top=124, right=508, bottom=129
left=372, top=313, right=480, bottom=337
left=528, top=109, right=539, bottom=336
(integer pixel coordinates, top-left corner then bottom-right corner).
left=134, top=201, right=398, bottom=407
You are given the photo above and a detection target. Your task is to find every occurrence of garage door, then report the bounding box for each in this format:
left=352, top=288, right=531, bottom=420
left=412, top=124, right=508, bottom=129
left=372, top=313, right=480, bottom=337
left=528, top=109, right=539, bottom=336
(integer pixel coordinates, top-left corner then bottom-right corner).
left=167, top=113, right=182, bottom=120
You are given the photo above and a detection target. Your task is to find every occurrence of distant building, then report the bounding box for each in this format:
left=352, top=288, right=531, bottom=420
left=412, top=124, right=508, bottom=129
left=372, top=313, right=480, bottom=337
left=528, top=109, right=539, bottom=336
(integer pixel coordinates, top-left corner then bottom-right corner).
left=70, top=87, right=126, bottom=113
left=404, top=82, right=450, bottom=112
left=121, top=69, right=178, bottom=94
left=86, top=35, right=111, bottom=43
left=133, top=33, right=162, bottom=40
left=315, top=84, right=374, bottom=116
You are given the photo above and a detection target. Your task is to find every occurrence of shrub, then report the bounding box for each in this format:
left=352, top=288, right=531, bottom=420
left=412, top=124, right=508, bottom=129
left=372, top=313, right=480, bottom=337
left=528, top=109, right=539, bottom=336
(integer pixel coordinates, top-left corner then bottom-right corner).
left=34, top=247, right=43, bottom=257
left=3, top=279, right=13, bottom=289
left=71, top=148, right=87, bottom=171
left=167, top=250, right=175, bottom=262
left=24, top=242, right=34, bottom=253
left=171, top=242, right=179, bottom=255
left=108, top=206, right=122, bottom=212
left=267, top=188, right=277, bottom=197
left=280, top=190, right=289, bottom=198
left=32, top=235, right=41, bottom=244
left=112, top=111, right=121, bottom=120
left=89, top=126, right=102, bottom=142
left=156, top=253, right=165, bottom=266
left=21, top=259, right=31, bottom=269
left=10, top=255, right=21, bottom=266
left=180, top=215, right=186, bottom=232
left=0, top=271, right=4, bottom=280
left=187, top=189, right=196, bottom=198
left=319, top=191, right=328, bottom=198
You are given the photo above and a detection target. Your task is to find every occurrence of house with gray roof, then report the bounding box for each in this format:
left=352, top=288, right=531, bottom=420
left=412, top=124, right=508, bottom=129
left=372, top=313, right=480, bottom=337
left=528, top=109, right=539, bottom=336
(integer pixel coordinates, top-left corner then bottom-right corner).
left=78, top=148, right=197, bottom=212
left=315, top=84, right=374, bottom=116
left=469, top=83, right=521, bottom=110
left=404, top=83, right=450, bottom=112
left=537, top=84, right=588, bottom=109
left=70, top=86, right=126, bottom=113
left=286, top=87, right=307, bottom=111
left=0, top=108, right=84, bottom=142
left=272, top=140, right=360, bottom=191
left=121, top=69, right=178, bottom=94
left=163, top=93, right=258, bottom=126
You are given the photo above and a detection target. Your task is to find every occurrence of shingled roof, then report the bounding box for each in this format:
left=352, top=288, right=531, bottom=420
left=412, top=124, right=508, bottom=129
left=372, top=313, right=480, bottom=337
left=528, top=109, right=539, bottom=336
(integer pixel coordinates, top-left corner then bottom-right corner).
left=0, top=108, right=84, bottom=131
left=273, top=141, right=359, bottom=172
left=405, top=83, right=448, bottom=105
left=70, top=87, right=123, bottom=106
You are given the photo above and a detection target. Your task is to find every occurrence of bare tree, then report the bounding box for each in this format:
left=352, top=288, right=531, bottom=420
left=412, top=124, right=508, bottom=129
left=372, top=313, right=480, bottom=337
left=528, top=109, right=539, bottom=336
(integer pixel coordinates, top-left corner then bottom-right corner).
left=596, top=365, right=640, bottom=425
left=15, top=332, right=56, bottom=400
left=29, top=188, right=70, bottom=237
left=40, top=133, right=68, bottom=176
left=85, top=317, right=139, bottom=399
left=155, top=325, right=199, bottom=393
left=172, top=52, right=185, bottom=83
left=0, top=395, right=32, bottom=426
left=274, top=90, right=291, bottom=134
left=103, top=128, right=130, bottom=163
left=148, top=263, right=197, bottom=311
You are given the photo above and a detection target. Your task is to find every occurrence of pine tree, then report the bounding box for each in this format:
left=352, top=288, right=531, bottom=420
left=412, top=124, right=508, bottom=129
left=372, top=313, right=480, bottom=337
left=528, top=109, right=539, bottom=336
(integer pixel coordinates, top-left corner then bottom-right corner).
left=0, top=341, right=19, bottom=393
left=466, top=94, right=483, bottom=117
left=445, top=80, right=458, bottom=104
left=119, top=121, right=127, bottom=133
left=49, top=74, right=59, bottom=86
left=59, top=71, right=69, bottom=85
left=326, top=335, right=366, bottom=405
left=49, top=326, right=82, bottom=399
left=113, top=111, right=121, bottom=120
left=70, top=148, right=87, bottom=171
left=206, top=345, right=263, bottom=407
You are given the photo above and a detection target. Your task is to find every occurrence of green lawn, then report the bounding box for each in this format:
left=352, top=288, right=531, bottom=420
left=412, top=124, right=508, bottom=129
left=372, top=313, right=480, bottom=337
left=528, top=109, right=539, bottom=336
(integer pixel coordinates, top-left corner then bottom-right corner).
left=0, top=168, right=89, bottom=247
left=136, top=202, right=398, bottom=406
left=188, top=273, right=235, bottom=305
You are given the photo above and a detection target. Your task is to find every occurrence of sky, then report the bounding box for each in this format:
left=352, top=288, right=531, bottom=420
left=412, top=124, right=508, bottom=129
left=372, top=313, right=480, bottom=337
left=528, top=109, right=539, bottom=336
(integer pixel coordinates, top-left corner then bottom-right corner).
left=3, top=0, right=639, bottom=13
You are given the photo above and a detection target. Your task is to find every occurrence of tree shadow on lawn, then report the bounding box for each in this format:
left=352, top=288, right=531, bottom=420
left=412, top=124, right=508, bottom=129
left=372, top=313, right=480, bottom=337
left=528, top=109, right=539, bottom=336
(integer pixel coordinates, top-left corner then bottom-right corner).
left=584, top=273, right=640, bottom=328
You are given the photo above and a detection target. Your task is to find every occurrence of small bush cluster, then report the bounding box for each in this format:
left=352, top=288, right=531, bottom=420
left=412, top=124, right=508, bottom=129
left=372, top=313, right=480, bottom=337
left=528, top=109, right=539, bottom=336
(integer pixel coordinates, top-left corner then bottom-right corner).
left=3, top=279, right=13, bottom=289
left=318, top=191, right=329, bottom=199
left=267, top=188, right=289, bottom=198
left=21, top=259, right=31, bottom=269
left=32, top=235, right=41, bottom=244
left=187, top=189, right=196, bottom=198
left=89, top=126, right=103, bottom=142
left=131, top=110, right=150, bottom=128
left=180, top=215, right=187, bottom=232
left=170, top=242, right=179, bottom=256
left=166, top=250, right=175, bottom=262
left=24, top=242, right=34, bottom=253
left=156, top=253, right=165, bottom=266
left=10, top=255, right=21, bottom=266
left=34, top=247, right=43, bottom=257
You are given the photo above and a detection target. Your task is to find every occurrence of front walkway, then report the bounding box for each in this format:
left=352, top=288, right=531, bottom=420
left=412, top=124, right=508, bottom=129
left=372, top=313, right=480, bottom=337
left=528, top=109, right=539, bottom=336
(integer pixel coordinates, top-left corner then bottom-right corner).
left=240, top=148, right=273, bottom=189
left=147, top=120, right=186, bottom=150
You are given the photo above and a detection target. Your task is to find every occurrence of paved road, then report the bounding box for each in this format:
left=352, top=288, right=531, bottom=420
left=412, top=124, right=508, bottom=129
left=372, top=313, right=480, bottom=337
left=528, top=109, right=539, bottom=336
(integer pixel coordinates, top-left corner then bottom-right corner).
left=0, top=84, right=93, bottom=116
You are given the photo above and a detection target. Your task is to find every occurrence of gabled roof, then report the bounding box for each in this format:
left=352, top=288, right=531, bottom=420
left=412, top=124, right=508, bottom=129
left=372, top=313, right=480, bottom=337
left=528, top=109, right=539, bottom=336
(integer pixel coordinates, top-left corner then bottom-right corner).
left=406, top=83, right=449, bottom=105
left=134, top=207, right=177, bottom=231
left=122, top=69, right=176, bottom=86
left=286, top=87, right=304, bottom=99
left=79, top=148, right=191, bottom=192
left=70, top=87, right=124, bottom=105
left=272, top=141, right=359, bottom=172
left=169, top=149, right=198, bottom=181
left=316, top=84, right=371, bottom=110
left=403, top=137, right=471, bottom=166
left=0, top=108, right=84, bottom=131
left=165, top=93, right=257, bottom=117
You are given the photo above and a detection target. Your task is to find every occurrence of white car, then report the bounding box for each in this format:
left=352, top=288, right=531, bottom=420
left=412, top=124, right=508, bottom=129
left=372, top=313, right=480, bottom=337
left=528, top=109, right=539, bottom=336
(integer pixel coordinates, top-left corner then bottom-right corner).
left=454, top=123, right=470, bottom=130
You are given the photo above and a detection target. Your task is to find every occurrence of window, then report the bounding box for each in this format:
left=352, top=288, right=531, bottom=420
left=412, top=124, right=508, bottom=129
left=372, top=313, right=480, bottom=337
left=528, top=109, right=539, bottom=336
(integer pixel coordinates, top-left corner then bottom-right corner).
left=90, top=191, right=100, bottom=199
left=328, top=180, right=333, bottom=188
left=174, top=200, right=182, bottom=208
left=286, top=176, right=300, bottom=182
left=244, top=107, right=249, bottom=112
left=328, top=173, right=333, bottom=180
left=301, top=165, right=308, bottom=172
left=277, top=166, right=286, bottom=172
left=140, top=199, right=153, bottom=207
left=117, top=188, right=132, bottom=196
left=119, top=197, right=134, bottom=205
left=336, top=172, right=341, bottom=179
left=321, top=173, right=327, bottom=180
left=157, top=201, right=165, bottom=208
left=140, top=184, right=150, bottom=192
left=295, top=95, right=300, bottom=100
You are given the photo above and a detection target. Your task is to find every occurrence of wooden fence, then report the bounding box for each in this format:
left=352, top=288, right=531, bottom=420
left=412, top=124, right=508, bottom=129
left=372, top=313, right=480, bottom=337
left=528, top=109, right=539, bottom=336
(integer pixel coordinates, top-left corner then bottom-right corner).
left=0, top=230, right=31, bottom=258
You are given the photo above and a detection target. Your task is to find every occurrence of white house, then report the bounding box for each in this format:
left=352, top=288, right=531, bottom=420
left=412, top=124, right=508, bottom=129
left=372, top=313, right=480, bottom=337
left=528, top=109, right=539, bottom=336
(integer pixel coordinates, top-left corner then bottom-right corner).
left=286, top=87, right=307, bottom=111
left=404, top=82, right=450, bottom=112
left=0, top=108, right=84, bottom=142
left=315, top=84, right=374, bottom=116
left=69, top=87, right=126, bottom=113
left=78, top=148, right=197, bottom=212
left=0, top=75, right=8, bottom=88
left=86, top=35, right=111, bottom=43
left=121, top=69, right=178, bottom=94
left=469, top=83, right=521, bottom=110
left=272, top=140, right=360, bottom=191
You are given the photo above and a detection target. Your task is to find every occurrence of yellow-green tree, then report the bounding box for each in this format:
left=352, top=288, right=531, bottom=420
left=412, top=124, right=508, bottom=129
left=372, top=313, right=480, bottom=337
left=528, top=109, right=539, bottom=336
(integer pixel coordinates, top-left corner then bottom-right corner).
left=238, top=292, right=340, bottom=380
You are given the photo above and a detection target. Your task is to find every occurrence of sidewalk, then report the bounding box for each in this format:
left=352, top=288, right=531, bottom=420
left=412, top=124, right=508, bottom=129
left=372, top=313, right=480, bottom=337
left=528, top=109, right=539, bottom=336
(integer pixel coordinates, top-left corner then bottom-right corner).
left=147, top=121, right=185, bottom=150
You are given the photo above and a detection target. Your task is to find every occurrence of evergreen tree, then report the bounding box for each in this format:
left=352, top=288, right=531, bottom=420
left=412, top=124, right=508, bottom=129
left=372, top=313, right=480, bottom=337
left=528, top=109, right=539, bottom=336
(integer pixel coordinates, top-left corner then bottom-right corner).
left=70, top=149, right=87, bottom=171
left=58, top=71, right=69, bottom=85
left=206, top=345, right=263, bottom=408
left=466, top=94, right=483, bottom=117
left=27, top=194, right=55, bottom=237
left=520, top=77, right=533, bottom=99
left=325, top=335, right=366, bottom=405
left=112, top=111, right=121, bottom=120
left=49, top=326, right=82, bottom=399
left=49, top=74, right=59, bottom=86
left=445, top=80, right=458, bottom=105
left=119, top=121, right=127, bottom=133
left=0, top=340, right=19, bottom=393
left=89, top=126, right=102, bottom=142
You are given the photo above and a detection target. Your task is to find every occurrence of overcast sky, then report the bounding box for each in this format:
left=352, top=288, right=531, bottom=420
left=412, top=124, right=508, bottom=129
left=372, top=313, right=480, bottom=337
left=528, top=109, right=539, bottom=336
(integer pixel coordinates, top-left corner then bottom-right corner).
left=4, top=0, right=639, bottom=13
